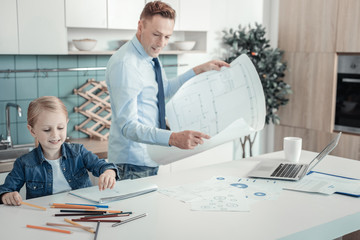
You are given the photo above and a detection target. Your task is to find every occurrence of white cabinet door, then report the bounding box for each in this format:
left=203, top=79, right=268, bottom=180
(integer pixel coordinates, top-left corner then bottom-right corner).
left=65, top=0, right=107, bottom=28
left=179, top=0, right=209, bottom=31
left=0, top=0, right=19, bottom=54
left=162, top=0, right=180, bottom=30
left=108, top=0, right=144, bottom=30
left=17, top=0, right=67, bottom=54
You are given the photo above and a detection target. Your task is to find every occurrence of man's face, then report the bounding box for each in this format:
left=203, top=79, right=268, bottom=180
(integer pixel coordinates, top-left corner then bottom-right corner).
left=137, top=15, right=174, bottom=58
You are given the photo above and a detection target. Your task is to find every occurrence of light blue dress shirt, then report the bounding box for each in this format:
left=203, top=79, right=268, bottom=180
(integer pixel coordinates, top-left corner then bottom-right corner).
left=106, top=36, right=195, bottom=167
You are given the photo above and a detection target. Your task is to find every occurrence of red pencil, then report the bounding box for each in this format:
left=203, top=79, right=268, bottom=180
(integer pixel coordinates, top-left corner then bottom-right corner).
left=80, top=214, right=130, bottom=220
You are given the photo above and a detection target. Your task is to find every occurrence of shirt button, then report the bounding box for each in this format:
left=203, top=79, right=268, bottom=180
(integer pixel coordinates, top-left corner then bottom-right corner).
left=63, top=168, right=66, bottom=171
left=33, top=186, right=36, bottom=189
left=68, top=180, right=72, bottom=183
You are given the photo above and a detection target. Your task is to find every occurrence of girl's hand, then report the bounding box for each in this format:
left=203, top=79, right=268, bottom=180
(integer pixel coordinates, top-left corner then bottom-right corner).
left=1, top=191, right=22, bottom=206
left=98, top=169, right=116, bottom=191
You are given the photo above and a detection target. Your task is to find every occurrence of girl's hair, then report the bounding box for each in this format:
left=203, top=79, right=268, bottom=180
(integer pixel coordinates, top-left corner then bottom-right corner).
left=140, top=1, right=176, bottom=21
left=27, top=96, right=68, bottom=127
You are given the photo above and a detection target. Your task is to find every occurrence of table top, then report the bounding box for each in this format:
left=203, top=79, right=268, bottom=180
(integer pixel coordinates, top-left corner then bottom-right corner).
left=1, top=150, right=359, bottom=240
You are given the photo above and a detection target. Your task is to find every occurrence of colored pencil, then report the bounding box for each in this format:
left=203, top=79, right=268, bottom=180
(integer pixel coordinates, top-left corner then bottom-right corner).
left=112, top=213, right=147, bottom=227
left=85, top=212, right=132, bottom=218
left=72, top=219, right=121, bottom=223
left=64, top=218, right=95, bottom=234
left=65, top=203, right=109, bottom=208
left=94, top=221, right=100, bottom=240
left=54, top=213, right=98, bottom=217
left=20, top=201, right=46, bottom=211
left=79, top=214, right=130, bottom=220
left=26, top=224, right=71, bottom=234
left=60, top=210, right=106, bottom=213
left=51, top=204, right=96, bottom=210
left=59, top=209, right=122, bottom=213
left=46, top=222, right=93, bottom=230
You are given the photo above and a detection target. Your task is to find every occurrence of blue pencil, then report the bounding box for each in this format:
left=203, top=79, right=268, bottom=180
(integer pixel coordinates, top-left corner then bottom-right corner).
left=65, top=203, right=109, bottom=208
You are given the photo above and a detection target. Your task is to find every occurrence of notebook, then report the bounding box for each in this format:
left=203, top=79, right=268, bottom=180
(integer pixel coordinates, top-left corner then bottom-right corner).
left=69, top=179, right=158, bottom=203
left=248, top=132, right=342, bottom=181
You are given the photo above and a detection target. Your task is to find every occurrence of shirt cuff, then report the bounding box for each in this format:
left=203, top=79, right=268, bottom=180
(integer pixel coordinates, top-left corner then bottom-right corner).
left=155, top=129, right=173, bottom=146
left=178, top=69, right=196, bottom=85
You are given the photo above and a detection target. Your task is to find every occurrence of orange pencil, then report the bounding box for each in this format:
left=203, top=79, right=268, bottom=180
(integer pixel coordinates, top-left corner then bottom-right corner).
left=26, top=225, right=72, bottom=234
left=20, top=201, right=46, bottom=211
left=50, top=204, right=96, bottom=210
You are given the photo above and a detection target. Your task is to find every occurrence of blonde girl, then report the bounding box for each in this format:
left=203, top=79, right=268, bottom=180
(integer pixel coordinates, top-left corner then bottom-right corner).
left=0, top=96, right=118, bottom=205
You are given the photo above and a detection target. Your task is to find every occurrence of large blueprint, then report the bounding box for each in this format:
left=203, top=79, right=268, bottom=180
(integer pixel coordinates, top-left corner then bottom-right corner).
left=148, top=54, right=266, bottom=165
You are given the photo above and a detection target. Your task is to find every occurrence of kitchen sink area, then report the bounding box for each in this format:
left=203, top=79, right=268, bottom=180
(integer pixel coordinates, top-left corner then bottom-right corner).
left=0, top=144, right=34, bottom=173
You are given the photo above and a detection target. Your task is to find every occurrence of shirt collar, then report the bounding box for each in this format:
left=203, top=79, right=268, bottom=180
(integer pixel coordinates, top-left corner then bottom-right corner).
left=35, top=143, right=67, bottom=163
left=131, top=35, right=154, bottom=64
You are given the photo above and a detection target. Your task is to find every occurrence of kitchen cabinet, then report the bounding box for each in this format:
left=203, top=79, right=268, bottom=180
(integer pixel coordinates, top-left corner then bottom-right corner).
left=108, top=0, right=144, bottom=29
left=160, top=0, right=209, bottom=31
left=0, top=0, right=18, bottom=54
left=66, top=0, right=144, bottom=30
left=178, top=0, right=209, bottom=31
left=278, top=0, right=337, bottom=53
left=0, top=0, right=67, bottom=55
left=277, top=52, right=337, bottom=132
left=336, top=0, right=360, bottom=52
left=65, top=0, right=107, bottom=28
left=17, top=0, right=67, bottom=54
left=276, top=0, right=360, bottom=161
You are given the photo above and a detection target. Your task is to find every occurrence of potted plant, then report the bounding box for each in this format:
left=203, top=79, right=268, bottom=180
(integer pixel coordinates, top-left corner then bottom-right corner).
left=222, top=23, right=292, bottom=157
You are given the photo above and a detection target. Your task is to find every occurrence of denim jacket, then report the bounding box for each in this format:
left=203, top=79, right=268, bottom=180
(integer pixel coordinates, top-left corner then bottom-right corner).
left=0, top=143, right=119, bottom=201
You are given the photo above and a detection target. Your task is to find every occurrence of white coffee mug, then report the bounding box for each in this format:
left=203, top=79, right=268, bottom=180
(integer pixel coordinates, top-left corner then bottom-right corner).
left=283, top=137, right=302, bottom=163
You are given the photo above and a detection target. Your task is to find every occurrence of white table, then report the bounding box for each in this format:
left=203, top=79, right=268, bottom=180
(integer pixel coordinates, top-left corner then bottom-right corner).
left=1, top=150, right=360, bottom=240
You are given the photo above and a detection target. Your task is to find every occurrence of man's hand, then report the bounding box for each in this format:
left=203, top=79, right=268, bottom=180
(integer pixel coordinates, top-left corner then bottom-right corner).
left=98, top=169, right=116, bottom=191
left=193, top=60, right=230, bottom=75
left=169, top=131, right=211, bottom=149
left=1, top=191, right=22, bottom=206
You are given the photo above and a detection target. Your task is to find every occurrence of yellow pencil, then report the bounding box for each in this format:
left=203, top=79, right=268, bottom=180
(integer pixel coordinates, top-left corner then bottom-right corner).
left=64, top=218, right=95, bottom=234
left=20, top=201, right=46, bottom=211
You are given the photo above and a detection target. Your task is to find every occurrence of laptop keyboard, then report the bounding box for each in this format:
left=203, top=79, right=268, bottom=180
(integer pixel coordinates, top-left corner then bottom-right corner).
left=271, top=163, right=303, bottom=178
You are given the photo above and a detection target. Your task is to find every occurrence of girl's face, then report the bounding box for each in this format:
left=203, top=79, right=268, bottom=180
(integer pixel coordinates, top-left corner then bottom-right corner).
left=27, top=109, right=68, bottom=159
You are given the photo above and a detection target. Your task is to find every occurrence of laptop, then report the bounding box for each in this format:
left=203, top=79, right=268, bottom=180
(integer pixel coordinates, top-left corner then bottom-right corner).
left=248, top=132, right=342, bottom=181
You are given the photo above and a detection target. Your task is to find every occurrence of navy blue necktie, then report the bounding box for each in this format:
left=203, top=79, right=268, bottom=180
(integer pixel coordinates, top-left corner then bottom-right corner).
left=152, top=58, right=166, bottom=129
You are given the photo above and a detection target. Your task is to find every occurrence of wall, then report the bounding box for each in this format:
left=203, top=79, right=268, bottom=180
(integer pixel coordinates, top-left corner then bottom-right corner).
left=0, top=54, right=177, bottom=145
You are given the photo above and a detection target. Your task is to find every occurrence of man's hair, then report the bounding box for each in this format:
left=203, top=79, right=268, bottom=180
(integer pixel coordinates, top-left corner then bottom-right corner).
left=140, top=1, right=176, bottom=21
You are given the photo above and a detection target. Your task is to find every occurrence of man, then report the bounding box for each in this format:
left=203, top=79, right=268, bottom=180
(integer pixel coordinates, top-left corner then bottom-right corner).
left=106, top=1, right=230, bottom=180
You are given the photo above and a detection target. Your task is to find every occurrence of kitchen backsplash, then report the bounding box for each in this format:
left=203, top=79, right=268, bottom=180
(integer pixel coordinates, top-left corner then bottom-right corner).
left=0, top=54, right=178, bottom=145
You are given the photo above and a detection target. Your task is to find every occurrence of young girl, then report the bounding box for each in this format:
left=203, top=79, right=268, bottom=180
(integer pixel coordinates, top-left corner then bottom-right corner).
left=0, top=96, right=119, bottom=206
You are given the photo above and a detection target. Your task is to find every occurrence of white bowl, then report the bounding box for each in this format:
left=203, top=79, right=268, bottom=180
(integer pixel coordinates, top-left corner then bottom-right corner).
left=174, top=41, right=196, bottom=51
left=73, top=39, right=97, bottom=51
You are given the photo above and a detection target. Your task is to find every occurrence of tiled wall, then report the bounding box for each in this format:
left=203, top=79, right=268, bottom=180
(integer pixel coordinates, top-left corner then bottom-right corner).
left=0, top=55, right=177, bottom=145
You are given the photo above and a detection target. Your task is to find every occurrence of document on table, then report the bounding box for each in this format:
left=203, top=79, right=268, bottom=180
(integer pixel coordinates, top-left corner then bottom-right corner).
left=309, top=171, right=360, bottom=196
left=159, top=176, right=283, bottom=212
left=148, top=54, right=266, bottom=165
left=283, top=171, right=360, bottom=196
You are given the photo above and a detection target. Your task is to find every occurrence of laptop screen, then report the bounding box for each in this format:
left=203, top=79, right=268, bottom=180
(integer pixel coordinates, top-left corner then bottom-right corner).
left=307, top=132, right=342, bottom=172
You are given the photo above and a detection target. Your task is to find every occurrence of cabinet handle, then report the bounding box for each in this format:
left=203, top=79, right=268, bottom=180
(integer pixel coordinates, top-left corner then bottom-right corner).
left=342, top=78, right=360, bottom=83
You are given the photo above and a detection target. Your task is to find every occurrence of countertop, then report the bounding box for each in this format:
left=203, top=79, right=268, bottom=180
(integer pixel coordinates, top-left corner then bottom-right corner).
left=0, top=138, right=108, bottom=173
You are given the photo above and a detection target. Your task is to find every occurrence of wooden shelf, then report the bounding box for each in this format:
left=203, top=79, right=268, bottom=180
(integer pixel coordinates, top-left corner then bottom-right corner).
left=68, top=50, right=206, bottom=55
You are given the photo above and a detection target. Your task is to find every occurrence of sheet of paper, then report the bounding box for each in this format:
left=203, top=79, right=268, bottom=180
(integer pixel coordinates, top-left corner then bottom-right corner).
left=283, top=178, right=336, bottom=195
left=308, top=172, right=360, bottom=195
left=159, top=176, right=283, bottom=212
left=148, top=54, right=266, bottom=165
